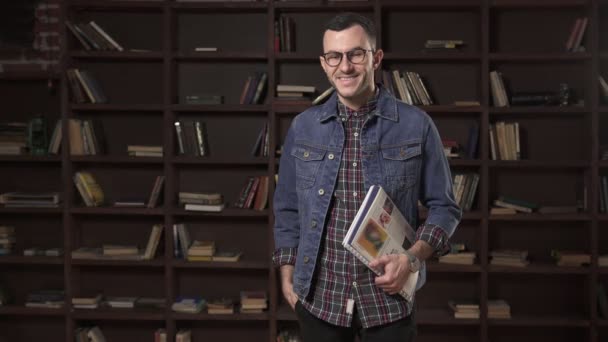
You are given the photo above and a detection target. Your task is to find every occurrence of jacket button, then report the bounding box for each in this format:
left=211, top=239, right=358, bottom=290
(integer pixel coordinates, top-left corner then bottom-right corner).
left=400, top=149, right=406, bottom=156
left=303, top=151, right=310, bottom=158
left=303, top=256, right=310, bottom=263
left=311, top=220, right=317, bottom=229
left=328, top=153, right=335, bottom=160
left=318, top=189, right=325, bottom=195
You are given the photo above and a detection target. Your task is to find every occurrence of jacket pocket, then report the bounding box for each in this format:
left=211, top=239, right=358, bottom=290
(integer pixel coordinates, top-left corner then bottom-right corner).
left=381, top=141, right=422, bottom=190
left=291, top=144, right=326, bottom=189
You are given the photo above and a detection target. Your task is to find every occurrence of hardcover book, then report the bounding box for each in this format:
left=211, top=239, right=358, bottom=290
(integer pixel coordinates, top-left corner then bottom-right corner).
left=342, top=185, right=418, bottom=301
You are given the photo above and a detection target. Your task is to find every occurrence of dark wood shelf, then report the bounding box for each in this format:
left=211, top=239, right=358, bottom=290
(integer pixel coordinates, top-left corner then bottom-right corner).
left=69, top=0, right=164, bottom=10
left=383, top=52, right=481, bottom=61
left=72, top=308, right=165, bottom=321
left=417, top=309, right=480, bottom=326
left=171, top=207, right=268, bottom=218
left=0, top=207, right=63, bottom=214
left=489, top=106, right=589, bottom=114
left=70, top=156, right=164, bottom=164
left=69, top=206, right=164, bottom=216
left=488, top=263, right=589, bottom=274
left=448, top=159, right=482, bottom=167
left=171, top=156, right=267, bottom=166
left=175, top=51, right=266, bottom=61
left=70, top=51, right=164, bottom=61
left=171, top=1, right=268, bottom=12
left=0, top=306, right=67, bottom=316
left=489, top=52, right=591, bottom=62
left=490, top=0, right=588, bottom=9
left=171, top=312, right=269, bottom=321
left=0, top=71, right=59, bottom=81
left=70, top=104, right=163, bottom=112
left=381, top=0, right=481, bottom=10
left=71, top=258, right=165, bottom=267
left=0, top=155, right=61, bottom=163
left=419, top=105, right=484, bottom=113
left=426, top=262, right=482, bottom=273
left=172, top=259, right=268, bottom=270
left=171, top=104, right=269, bottom=112
left=489, top=213, right=591, bottom=221
left=487, top=160, right=590, bottom=168
left=0, top=255, right=64, bottom=265
left=275, top=52, right=320, bottom=62
left=274, top=1, right=373, bottom=11
left=487, top=314, right=589, bottom=327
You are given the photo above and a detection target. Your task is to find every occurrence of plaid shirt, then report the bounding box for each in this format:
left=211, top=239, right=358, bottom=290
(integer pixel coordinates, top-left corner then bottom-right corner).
left=273, top=92, right=450, bottom=328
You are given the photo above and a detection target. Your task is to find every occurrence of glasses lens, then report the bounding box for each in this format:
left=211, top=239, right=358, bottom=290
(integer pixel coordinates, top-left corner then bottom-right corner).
left=325, top=52, right=342, bottom=66
left=348, top=50, right=366, bottom=64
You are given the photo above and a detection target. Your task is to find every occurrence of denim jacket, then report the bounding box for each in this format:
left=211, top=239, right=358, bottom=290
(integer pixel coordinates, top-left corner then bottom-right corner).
left=273, top=85, right=462, bottom=299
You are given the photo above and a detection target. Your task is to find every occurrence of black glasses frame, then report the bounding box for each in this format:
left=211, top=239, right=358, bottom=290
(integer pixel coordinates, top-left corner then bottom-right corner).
left=320, top=48, right=374, bottom=67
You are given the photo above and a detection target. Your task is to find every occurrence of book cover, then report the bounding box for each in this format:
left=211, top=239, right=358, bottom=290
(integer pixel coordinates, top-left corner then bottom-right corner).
left=342, top=185, right=418, bottom=301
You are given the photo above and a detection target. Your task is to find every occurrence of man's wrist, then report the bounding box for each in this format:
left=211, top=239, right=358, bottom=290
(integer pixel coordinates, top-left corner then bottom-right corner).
left=402, top=250, right=421, bottom=272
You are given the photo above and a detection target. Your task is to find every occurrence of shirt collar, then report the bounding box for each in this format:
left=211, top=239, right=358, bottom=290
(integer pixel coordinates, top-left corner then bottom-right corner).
left=318, top=84, right=399, bottom=123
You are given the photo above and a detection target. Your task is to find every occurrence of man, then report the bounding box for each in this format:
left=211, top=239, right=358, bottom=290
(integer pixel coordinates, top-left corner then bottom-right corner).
left=273, top=12, right=461, bottom=342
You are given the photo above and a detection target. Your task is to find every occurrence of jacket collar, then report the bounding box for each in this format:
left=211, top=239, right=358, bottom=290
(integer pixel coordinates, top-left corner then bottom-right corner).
left=317, top=84, right=399, bottom=123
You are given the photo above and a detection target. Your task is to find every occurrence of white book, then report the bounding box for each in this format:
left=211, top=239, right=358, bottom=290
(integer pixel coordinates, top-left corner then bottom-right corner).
left=342, top=185, right=418, bottom=301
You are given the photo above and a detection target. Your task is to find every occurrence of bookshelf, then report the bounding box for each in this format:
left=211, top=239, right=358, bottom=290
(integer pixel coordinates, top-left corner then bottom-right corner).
left=0, top=0, right=605, bottom=341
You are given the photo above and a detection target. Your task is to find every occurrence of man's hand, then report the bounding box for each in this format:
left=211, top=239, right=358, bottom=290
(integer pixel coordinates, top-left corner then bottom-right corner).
left=368, top=254, right=411, bottom=295
left=279, top=265, right=299, bottom=310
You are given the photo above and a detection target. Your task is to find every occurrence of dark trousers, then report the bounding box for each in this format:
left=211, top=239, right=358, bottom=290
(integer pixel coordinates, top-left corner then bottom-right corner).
left=295, top=301, right=416, bottom=342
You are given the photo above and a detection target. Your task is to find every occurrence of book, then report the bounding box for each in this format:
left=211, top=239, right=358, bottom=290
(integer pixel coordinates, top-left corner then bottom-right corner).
left=342, top=185, right=418, bottom=301
left=212, top=250, right=242, bottom=262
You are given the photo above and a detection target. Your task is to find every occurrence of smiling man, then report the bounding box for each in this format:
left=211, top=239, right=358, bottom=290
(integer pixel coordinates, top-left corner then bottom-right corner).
left=273, top=12, right=461, bottom=342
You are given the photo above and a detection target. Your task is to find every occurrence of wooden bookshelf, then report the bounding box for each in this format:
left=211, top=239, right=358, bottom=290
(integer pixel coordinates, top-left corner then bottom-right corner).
left=0, top=0, right=606, bottom=341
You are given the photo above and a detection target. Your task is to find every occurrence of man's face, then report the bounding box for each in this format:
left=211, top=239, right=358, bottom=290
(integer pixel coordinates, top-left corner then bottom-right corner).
left=320, top=25, right=383, bottom=108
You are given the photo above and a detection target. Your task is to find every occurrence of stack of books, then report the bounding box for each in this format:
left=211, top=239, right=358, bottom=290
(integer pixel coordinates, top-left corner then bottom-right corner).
left=492, top=196, right=537, bottom=214
left=448, top=300, right=479, bottom=319
left=0, top=191, right=62, bottom=208
left=0, top=122, right=27, bottom=155
left=23, top=247, right=63, bottom=257
left=102, top=245, right=140, bottom=259
left=25, top=289, right=65, bottom=308
left=490, top=249, right=529, bottom=267
left=174, top=120, right=209, bottom=157
left=239, top=290, right=267, bottom=313
left=207, top=297, right=235, bottom=314
left=438, top=245, right=476, bottom=265
left=127, top=145, right=162, bottom=158
left=171, top=297, right=206, bottom=314
left=276, top=84, right=316, bottom=102
left=179, top=192, right=225, bottom=212
left=187, top=240, right=215, bottom=262
left=488, top=299, right=511, bottom=319
left=105, top=296, right=137, bottom=309
left=0, top=226, right=15, bottom=255
left=72, top=294, right=103, bottom=309
left=551, top=250, right=591, bottom=267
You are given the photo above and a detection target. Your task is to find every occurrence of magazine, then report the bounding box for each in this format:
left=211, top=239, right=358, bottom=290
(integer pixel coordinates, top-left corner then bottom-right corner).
left=342, top=185, right=418, bottom=301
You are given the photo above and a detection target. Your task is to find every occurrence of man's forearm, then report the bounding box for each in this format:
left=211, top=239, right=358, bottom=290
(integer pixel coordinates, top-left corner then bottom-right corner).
left=407, top=240, right=435, bottom=262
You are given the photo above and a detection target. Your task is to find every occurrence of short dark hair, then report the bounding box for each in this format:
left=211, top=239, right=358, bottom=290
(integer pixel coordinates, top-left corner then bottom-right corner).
left=323, top=12, right=377, bottom=50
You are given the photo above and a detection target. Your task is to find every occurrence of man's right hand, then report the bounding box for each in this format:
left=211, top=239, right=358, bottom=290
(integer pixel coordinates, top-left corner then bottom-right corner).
left=279, top=264, right=298, bottom=310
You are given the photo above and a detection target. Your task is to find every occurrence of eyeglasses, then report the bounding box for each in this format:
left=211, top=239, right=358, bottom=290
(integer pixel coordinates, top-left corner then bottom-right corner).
left=321, top=48, right=374, bottom=67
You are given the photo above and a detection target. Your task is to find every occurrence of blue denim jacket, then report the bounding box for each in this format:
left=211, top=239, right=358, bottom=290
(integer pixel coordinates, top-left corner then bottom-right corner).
left=273, top=85, right=462, bottom=299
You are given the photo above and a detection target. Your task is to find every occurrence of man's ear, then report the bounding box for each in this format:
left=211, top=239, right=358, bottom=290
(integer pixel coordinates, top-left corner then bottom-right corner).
left=373, top=49, right=384, bottom=70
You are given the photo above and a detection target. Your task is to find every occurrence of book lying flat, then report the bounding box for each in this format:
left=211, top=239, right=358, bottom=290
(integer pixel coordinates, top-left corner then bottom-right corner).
left=342, top=185, right=418, bottom=301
